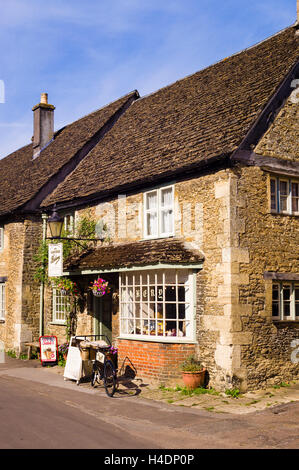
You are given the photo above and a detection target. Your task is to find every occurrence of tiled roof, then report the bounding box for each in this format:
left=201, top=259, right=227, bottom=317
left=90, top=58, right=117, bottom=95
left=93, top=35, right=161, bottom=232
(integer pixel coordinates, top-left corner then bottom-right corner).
left=0, top=91, right=138, bottom=217
left=64, top=238, right=204, bottom=271
left=43, top=26, right=299, bottom=207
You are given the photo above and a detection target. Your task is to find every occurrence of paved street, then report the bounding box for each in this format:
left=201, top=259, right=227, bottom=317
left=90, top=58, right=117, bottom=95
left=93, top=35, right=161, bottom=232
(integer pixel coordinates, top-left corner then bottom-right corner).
left=0, top=356, right=298, bottom=449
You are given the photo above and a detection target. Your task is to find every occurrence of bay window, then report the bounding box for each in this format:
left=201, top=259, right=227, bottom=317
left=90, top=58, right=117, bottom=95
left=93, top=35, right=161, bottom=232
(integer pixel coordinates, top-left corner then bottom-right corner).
left=119, top=269, right=194, bottom=341
left=144, top=186, right=174, bottom=238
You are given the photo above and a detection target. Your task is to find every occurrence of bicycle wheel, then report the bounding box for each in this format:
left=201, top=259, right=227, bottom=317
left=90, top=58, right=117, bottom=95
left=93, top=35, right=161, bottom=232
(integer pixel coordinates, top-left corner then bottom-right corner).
left=91, top=366, right=101, bottom=387
left=91, top=370, right=97, bottom=387
left=104, top=360, right=116, bottom=397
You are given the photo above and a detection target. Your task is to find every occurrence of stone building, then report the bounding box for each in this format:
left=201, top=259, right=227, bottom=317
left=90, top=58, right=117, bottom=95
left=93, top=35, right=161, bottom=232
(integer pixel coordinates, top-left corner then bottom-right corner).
left=0, top=91, right=139, bottom=352
left=39, top=24, right=298, bottom=391
left=0, top=20, right=298, bottom=392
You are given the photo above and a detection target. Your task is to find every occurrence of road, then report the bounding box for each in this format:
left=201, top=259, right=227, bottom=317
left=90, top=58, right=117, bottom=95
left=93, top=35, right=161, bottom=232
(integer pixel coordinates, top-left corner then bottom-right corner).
left=0, top=357, right=298, bottom=450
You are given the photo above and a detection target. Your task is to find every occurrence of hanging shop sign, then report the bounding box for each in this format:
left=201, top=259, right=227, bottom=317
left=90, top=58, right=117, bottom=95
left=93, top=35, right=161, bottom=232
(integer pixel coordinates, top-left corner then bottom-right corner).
left=48, top=243, right=63, bottom=277
left=39, top=335, right=58, bottom=365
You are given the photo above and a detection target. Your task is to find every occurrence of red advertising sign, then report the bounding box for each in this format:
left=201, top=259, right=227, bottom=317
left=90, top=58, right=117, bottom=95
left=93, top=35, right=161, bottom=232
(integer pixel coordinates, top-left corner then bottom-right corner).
left=39, top=335, right=58, bottom=365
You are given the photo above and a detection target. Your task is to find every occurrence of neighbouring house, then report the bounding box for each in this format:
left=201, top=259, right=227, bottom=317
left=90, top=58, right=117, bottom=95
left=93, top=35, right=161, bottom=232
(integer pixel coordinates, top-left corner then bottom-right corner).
left=38, top=23, right=299, bottom=391
left=0, top=90, right=139, bottom=353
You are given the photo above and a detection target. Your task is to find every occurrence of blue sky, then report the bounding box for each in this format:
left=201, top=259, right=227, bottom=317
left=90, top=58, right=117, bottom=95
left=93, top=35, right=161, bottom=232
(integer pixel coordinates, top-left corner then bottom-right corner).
left=0, top=0, right=296, bottom=158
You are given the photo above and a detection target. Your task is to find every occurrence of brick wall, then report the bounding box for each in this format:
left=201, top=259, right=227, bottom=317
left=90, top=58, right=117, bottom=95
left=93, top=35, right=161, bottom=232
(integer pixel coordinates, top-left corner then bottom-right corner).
left=117, top=338, right=196, bottom=386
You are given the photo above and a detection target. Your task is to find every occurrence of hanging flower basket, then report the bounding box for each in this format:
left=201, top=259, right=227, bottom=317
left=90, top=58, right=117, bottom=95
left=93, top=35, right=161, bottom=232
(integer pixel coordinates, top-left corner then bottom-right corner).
left=89, top=277, right=110, bottom=297
left=52, top=277, right=80, bottom=297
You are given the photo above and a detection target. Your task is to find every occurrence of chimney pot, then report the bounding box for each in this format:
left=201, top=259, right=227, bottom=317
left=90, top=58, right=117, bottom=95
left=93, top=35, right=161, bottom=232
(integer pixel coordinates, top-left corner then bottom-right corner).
left=40, top=92, right=48, bottom=105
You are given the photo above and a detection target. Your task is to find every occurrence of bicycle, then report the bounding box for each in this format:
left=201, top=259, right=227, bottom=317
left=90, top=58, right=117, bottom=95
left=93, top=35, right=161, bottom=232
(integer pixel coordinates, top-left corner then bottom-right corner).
left=90, top=341, right=117, bottom=397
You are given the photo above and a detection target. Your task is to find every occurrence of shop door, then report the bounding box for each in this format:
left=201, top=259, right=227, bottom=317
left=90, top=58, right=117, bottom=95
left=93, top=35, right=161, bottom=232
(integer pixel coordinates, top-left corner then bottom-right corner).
left=93, top=293, right=112, bottom=343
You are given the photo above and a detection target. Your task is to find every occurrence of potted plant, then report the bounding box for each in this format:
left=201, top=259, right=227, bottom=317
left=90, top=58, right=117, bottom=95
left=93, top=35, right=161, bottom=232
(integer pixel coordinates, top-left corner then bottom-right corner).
left=180, top=355, right=206, bottom=390
left=89, top=277, right=110, bottom=297
left=58, top=342, right=69, bottom=361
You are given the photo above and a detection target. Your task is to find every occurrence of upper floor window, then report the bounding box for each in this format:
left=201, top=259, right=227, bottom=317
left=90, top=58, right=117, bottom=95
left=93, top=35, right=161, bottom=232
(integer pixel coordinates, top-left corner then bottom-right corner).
left=63, top=213, right=75, bottom=236
left=0, top=226, right=4, bottom=251
left=0, top=283, right=5, bottom=320
left=272, top=282, right=299, bottom=321
left=270, top=176, right=299, bottom=215
left=144, top=186, right=174, bottom=239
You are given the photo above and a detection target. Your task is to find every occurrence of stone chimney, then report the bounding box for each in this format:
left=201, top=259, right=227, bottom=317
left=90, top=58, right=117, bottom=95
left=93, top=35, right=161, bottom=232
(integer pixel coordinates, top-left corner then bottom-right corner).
left=297, top=0, right=299, bottom=24
left=32, top=93, right=55, bottom=158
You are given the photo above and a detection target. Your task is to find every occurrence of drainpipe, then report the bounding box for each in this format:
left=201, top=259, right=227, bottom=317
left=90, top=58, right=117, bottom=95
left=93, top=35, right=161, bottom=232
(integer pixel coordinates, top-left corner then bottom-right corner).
left=39, top=213, right=48, bottom=337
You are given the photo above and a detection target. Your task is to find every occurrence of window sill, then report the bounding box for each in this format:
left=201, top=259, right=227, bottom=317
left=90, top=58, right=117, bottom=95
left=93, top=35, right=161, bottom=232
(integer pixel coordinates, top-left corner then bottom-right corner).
left=118, top=335, right=197, bottom=344
left=50, top=322, right=66, bottom=326
left=142, top=234, right=175, bottom=241
left=270, top=211, right=299, bottom=218
left=272, top=319, right=299, bottom=323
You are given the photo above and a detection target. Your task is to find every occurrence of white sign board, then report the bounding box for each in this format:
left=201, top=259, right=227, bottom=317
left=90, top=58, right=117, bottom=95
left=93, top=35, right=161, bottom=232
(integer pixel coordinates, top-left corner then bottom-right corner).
left=48, top=243, right=63, bottom=277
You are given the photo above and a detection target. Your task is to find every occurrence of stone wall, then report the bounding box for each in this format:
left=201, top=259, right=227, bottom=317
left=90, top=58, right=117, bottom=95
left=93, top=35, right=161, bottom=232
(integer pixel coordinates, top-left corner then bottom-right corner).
left=45, top=161, right=298, bottom=390
left=0, top=216, right=42, bottom=354
left=255, top=96, right=299, bottom=161
left=235, top=165, right=299, bottom=389
left=70, top=170, right=246, bottom=390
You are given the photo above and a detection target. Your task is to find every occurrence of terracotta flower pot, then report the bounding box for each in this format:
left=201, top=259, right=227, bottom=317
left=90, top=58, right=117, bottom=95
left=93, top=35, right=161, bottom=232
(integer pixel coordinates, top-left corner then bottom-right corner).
left=182, top=368, right=206, bottom=390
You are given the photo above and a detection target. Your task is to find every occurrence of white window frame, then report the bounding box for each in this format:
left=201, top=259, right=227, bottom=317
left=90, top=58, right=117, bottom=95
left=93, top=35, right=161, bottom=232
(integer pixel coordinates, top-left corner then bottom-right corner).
left=119, top=268, right=195, bottom=343
left=272, top=282, right=299, bottom=321
left=0, top=226, right=4, bottom=251
left=52, top=288, right=70, bottom=324
left=64, top=213, right=75, bottom=237
left=270, top=176, right=299, bottom=215
left=143, top=185, right=174, bottom=239
left=0, top=283, right=5, bottom=321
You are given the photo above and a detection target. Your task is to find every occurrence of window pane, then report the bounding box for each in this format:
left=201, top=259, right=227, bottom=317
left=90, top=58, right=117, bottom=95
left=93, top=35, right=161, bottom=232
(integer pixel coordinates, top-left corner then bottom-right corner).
left=272, top=285, right=280, bottom=317
left=146, top=191, right=157, bottom=210
left=272, top=284, right=279, bottom=301
left=282, top=285, right=291, bottom=317
left=0, top=227, right=3, bottom=250
left=161, top=209, right=173, bottom=234
left=279, top=181, right=288, bottom=212
left=270, top=179, right=277, bottom=211
left=295, top=287, right=299, bottom=317
left=292, top=183, right=299, bottom=213
left=161, top=187, right=173, bottom=207
left=146, top=212, right=157, bottom=236
left=0, top=284, right=5, bottom=319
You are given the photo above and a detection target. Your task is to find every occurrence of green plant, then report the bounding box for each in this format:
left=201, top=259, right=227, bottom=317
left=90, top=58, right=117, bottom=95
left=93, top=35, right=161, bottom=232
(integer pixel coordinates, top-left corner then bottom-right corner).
left=180, top=355, right=203, bottom=372
left=225, top=388, right=240, bottom=399
left=7, top=349, right=16, bottom=358
left=19, top=353, right=28, bottom=360
left=34, top=212, right=102, bottom=285
left=52, top=277, right=80, bottom=297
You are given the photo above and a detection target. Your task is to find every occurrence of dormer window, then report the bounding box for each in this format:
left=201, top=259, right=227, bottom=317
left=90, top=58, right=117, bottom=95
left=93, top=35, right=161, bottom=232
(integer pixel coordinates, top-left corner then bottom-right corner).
left=144, top=185, right=174, bottom=239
